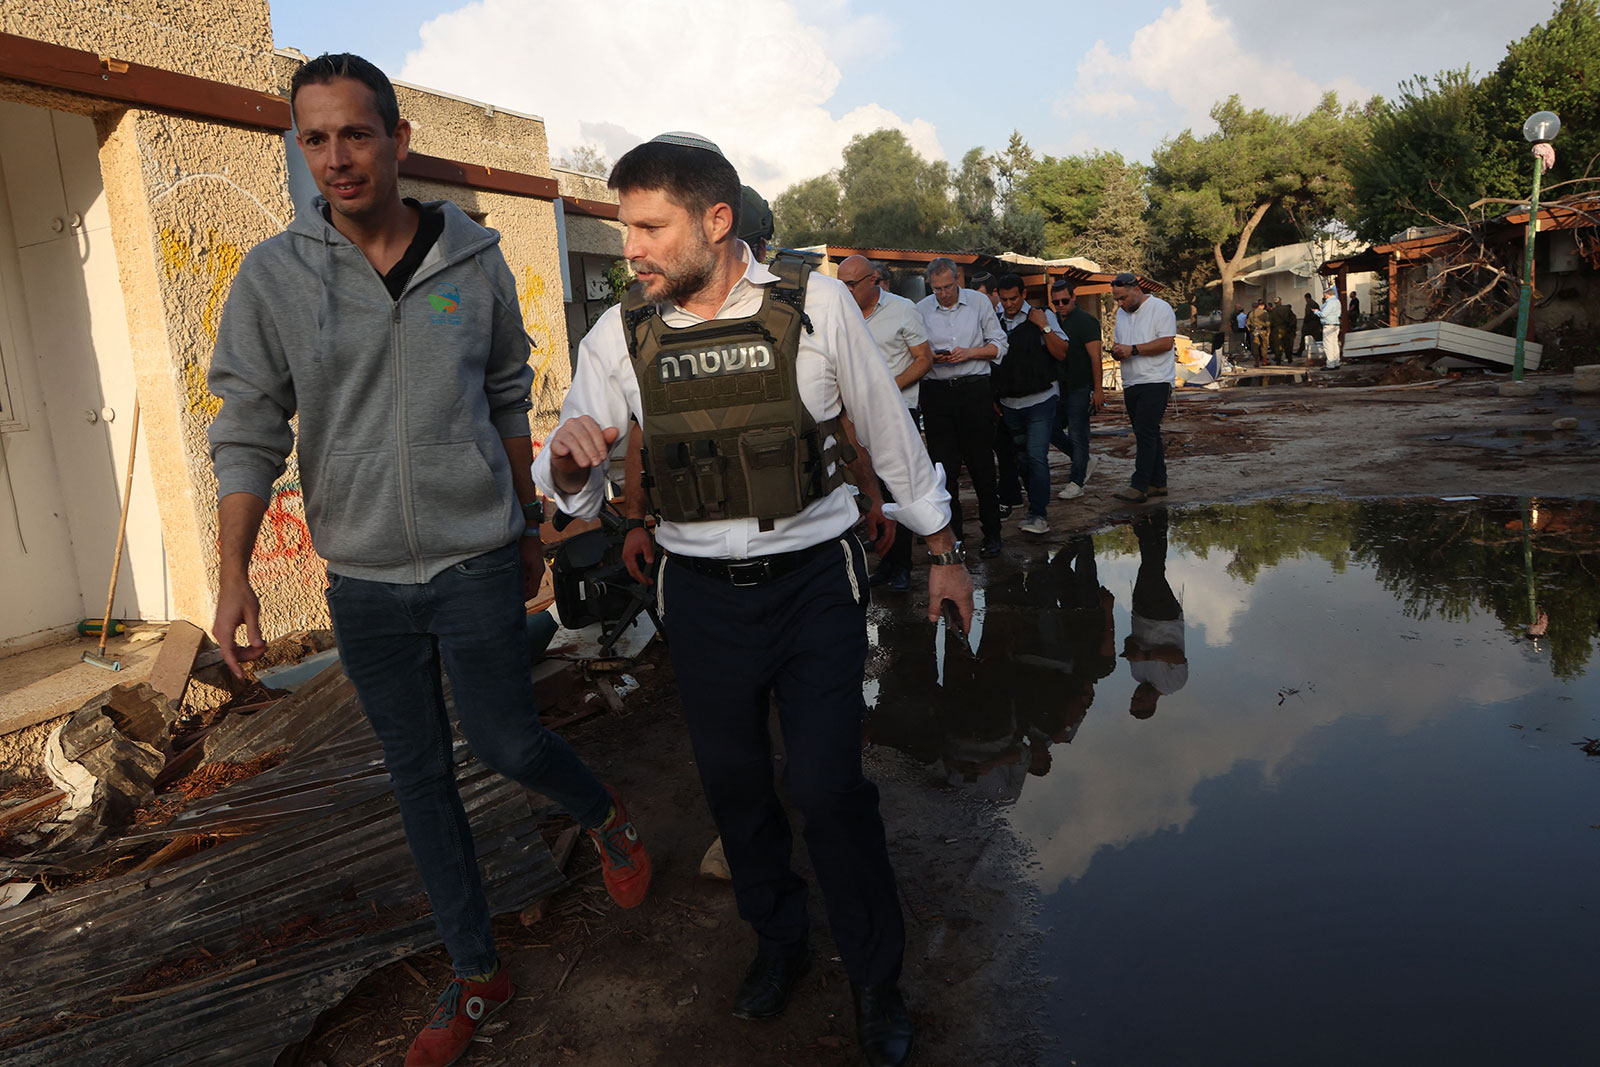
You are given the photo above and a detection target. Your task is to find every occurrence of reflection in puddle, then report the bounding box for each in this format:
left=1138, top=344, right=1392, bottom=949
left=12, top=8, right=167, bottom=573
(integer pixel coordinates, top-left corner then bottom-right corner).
left=865, top=497, right=1600, bottom=1064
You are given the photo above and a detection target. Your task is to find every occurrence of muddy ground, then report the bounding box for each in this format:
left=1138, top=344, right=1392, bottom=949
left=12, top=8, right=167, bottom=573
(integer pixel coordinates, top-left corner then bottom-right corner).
left=281, top=369, right=1600, bottom=1067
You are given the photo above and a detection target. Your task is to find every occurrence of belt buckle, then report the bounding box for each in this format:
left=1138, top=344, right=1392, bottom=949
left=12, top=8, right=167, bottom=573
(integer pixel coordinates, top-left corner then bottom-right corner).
left=726, top=559, right=770, bottom=587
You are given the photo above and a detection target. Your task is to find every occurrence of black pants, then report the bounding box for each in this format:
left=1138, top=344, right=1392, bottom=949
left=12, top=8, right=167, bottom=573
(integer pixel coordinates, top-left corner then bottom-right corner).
left=994, top=416, right=1024, bottom=507
left=920, top=376, right=1001, bottom=542
left=1124, top=382, right=1170, bottom=492
left=660, top=535, right=904, bottom=988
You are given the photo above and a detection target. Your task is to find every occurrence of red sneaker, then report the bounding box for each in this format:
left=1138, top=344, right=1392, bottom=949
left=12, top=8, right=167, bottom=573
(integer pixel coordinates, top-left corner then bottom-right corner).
left=404, top=966, right=513, bottom=1067
left=588, top=783, right=652, bottom=908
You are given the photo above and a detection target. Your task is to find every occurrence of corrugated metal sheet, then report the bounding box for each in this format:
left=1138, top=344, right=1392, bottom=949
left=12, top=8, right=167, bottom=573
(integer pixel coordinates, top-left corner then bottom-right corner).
left=0, top=673, right=564, bottom=1065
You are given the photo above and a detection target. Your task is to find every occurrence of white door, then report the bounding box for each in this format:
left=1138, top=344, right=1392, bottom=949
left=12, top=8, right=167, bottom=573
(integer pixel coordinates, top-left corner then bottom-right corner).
left=0, top=102, right=168, bottom=648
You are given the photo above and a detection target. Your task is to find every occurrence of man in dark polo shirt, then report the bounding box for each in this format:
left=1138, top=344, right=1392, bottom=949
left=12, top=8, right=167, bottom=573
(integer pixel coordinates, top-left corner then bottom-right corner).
left=1047, top=279, right=1106, bottom=500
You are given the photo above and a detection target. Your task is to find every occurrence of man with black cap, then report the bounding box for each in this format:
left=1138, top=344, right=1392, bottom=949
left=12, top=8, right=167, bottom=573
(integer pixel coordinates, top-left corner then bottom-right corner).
left=536, top=131, right=973, bottom=1067
left=1107, top=272, right=1177, bottom=504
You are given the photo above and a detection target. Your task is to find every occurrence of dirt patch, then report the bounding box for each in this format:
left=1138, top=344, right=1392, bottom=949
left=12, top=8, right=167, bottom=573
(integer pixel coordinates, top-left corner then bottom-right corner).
left=282, top=641, right=1045, bottom=1067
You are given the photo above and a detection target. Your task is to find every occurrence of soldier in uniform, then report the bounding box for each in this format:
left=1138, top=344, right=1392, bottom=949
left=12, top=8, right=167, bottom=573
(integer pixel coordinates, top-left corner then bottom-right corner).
left=535, top=132, right=973, bottom=1067
left=1268, top=297, right=1297, bottom=365
left=1245, top=299, right=1271, bottom=367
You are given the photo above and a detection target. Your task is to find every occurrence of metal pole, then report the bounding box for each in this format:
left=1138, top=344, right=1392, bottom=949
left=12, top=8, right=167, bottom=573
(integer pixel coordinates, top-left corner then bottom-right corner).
left=1511, top=150, right=1544, bottom=381
left=1522, top=499, right=1536, bottom=628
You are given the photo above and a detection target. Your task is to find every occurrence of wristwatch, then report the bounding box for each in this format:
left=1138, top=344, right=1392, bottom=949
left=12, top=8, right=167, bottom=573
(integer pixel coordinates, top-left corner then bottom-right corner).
left=929, top=547, right=966, bottom=566
left=1130, top=344, right=1141, bottom=357
left=520, top=498, right=545, bottom=525
left=621, top=517, right=648, bottom=534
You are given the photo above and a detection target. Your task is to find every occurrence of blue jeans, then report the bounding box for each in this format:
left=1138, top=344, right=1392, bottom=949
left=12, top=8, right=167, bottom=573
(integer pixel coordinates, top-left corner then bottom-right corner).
left=1000, top=394, right=1058, bottom=519
left=326, top=541, right=612, bottom=977
left=1049, top=386, right=1093, bottom=486
left=1123, top=382, right=1170, bottom=491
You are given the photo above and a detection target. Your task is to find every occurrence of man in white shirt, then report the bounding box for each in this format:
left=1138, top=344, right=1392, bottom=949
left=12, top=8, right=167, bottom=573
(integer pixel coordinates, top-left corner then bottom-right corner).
left=1123, top=510, right=1187, bottom=719
left=536, top=133, right=972, bottom=1067
left=1107, top=272, right=1178, bottom=503
left=915, top=258, right=1009, bottom=557
left=838, top=254, right=933, bottom=591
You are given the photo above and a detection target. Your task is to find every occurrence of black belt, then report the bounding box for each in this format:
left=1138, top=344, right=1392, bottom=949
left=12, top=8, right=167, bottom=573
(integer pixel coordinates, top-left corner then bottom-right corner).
left=923, top=374, right=991, bottom=387
left=671, top=538, right=840, bottom=587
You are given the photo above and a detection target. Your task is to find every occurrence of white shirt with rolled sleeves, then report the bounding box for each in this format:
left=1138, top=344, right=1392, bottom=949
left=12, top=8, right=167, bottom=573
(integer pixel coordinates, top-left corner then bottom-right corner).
left=534, top=244, right=952, bottom=560
left=915, top=288, right=1008, bottom=380
left=1114, top=295, right=1179, bottom=387
left=997, top=305, right=1067, bottom=410
left=862, top=290, right=929, bottom=409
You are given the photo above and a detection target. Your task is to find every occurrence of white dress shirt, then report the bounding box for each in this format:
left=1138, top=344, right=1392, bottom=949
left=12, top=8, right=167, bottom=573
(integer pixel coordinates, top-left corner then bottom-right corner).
left=534, top=244, right=951, bottom=560
left=997, top=305, right=1067, bottom=410
left=861, top=289, right=929, bottom=409
left=1114, top=295, right=1178, bottom=387
left=915, top=288, right=1008, bottom=380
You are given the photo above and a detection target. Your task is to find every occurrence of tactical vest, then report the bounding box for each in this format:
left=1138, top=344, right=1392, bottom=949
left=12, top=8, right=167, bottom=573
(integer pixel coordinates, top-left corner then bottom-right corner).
left=622, top=255, right=852, bottom=530
left=992, top=314, right=1057, bottom=399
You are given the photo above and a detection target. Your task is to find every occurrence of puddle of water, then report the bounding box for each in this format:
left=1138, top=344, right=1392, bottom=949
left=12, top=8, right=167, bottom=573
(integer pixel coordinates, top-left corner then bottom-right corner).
left=866, top=497, right=1600, bottom=1064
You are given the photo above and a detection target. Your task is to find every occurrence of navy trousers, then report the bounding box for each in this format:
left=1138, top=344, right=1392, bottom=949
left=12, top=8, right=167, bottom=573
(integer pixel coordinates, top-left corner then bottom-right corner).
left=660, top=534, right=904, bottom=988
left=327, top=541, right=612, bottom=977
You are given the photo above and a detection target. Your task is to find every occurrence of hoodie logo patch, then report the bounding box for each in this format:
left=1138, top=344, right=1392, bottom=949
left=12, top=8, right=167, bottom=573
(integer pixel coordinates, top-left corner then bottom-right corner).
left=427, top=284, right=461, bottom=325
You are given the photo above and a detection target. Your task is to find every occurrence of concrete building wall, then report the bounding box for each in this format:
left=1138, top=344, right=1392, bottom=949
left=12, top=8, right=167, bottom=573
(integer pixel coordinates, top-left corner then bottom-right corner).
left=0, top=0, right=290, bottom=644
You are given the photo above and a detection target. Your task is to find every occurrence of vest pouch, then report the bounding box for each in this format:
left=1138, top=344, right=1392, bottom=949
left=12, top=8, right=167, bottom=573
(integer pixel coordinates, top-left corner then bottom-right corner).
left=691, top=441, right=728, bottom=517
left=739, top=426, right=804, bottom=519
left=658, top=441, right=706, bottom=520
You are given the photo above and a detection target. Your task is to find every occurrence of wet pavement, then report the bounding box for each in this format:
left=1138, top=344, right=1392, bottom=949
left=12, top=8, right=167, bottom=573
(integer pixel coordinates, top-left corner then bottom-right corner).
left=865, top=497, right=1600, bottom=1065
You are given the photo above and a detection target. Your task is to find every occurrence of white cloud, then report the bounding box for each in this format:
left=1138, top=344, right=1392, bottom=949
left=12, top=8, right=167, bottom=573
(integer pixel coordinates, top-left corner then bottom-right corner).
left=399, top=0, right=942, bottom=196
left=1054, top=0, right=1374, bottom=158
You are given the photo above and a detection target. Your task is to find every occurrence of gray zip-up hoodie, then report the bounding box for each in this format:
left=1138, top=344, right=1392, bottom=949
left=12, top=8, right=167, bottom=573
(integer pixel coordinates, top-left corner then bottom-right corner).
left=208, top=198, right=533, bottom=584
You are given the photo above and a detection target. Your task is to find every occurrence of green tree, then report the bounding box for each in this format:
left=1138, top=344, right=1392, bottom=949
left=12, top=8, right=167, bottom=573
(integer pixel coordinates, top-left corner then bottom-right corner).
left=1348, top=71, right=1499, bottom=242
left=1072, top=160, right=1149, bottom=274
left=835, top=129, right=955, bottom=249
left=1018, top=151, right=1126, bottom=254
left=773, top=173, right=843, bottom=247
left=945, top=137, right=1047, bottom=255
left=1347, top=2, right=1600, bottom=243
left=1477, top=0, right=1600, bottom=197
left=1147, top=93, right=1371, bottom=325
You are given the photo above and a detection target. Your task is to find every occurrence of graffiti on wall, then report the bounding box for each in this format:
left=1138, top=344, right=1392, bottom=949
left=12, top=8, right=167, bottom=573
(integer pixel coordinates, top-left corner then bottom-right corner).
left=518, top=265, right=565, bottom=401
left=247, top=479, right=321, bottom=589
left=159, top=227, right=244, bottom=420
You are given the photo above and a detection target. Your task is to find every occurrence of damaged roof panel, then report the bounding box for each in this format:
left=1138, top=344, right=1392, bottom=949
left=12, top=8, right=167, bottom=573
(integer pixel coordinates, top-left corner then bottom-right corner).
left=0, top=674, right=563, bottom=1065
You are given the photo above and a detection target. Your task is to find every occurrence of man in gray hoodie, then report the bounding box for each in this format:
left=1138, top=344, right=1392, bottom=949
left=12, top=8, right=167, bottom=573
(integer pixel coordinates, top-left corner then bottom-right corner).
left=206, top=54, right=650, bottom=1067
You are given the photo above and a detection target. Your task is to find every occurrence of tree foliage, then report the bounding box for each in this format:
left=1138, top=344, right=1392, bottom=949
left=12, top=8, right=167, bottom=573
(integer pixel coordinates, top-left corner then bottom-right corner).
left=773, top=129, right=1044, bottom=254
left=1147, top=93, right=1371, bottom=316
left=1477, top=0, right=1600, bottom=199
left=1348, top=71, right=1496, bottom=242
left=1018, top=150, right=1130, bottom=254
left=1348, top=0, right=1600, bottom=243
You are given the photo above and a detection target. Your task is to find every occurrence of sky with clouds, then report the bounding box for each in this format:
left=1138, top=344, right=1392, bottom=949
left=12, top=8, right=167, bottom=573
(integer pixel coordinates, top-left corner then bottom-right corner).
left=271, top=0, right=1557, bottom=196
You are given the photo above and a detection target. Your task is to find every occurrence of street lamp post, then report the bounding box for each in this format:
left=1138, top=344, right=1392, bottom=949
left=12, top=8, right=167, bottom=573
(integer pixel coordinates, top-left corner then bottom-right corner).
left=1512, top=111, right=1561, bottom=382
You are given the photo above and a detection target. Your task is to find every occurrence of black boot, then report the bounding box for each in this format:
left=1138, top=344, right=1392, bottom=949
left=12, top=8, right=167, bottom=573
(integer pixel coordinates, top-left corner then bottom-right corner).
left=732, top=944, right=810, bottom=1020
left=853, top=982, right=913, bottom=1066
